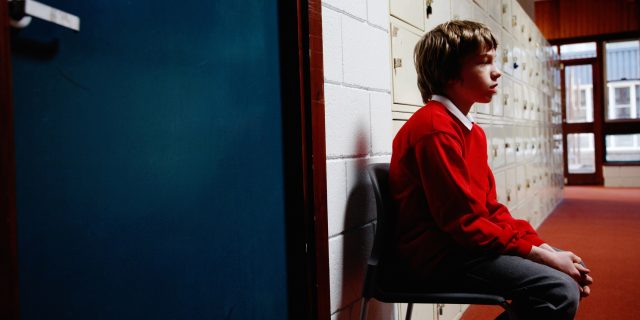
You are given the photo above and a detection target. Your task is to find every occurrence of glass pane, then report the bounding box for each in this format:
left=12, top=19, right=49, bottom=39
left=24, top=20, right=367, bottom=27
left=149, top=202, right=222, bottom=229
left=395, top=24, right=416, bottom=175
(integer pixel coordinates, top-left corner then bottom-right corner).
left=560, top=42, right=596, bottom=60
left=565, top=65, right=593, bottom=123
left=637, top=85, right=640, bottom=118
left=605, top=40, right=640, bottom=121
left=606, top=134, right=640, bottom=162
left=567, top=133, right=595, bottom=174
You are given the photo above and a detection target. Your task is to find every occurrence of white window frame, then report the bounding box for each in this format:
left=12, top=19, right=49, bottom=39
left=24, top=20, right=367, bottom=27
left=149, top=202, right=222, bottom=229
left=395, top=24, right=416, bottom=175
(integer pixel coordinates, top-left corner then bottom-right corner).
left=607, top=80, right=640, bottom=120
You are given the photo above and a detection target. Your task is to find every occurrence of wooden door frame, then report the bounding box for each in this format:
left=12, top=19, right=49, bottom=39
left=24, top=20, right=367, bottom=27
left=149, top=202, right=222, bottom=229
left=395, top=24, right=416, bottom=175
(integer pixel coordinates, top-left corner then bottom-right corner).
left=0, top=1, right=330, bottom=319
left=560, top=57, right=605, bottom=185
left=281, top=0, right=330, bottom=319
left=0, top=0, right=19, bottom=319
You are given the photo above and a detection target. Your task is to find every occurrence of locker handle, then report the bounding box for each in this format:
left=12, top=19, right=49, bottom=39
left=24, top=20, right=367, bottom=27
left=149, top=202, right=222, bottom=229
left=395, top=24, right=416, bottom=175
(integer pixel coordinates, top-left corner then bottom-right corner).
left=393, top=58, right=403, bottom=69
left=8, top=0, right=80, bottom=31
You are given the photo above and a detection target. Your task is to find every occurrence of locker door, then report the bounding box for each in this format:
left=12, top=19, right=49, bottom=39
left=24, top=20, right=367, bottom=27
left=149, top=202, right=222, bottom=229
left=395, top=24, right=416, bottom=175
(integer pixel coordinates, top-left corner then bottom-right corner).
left=502, top=77, right=514, bottom=118
left=505, top=125, right=516, bottom=164
left=516, top=165, right=527, bottom=206
left=494, top=170, right=507, bottom=205
left=506, top=167, right=517, bottom=207
left=513, top=83, right=523, bottom=119
left=437, top=304, right=463, bottom=320
left=391, top=0, right=426, bottom=31
left=492, top=124, right=506, bottom=169
left=391, top=22, right=423, bottom=106
left=481, top=122, right=494, bottom=169
left=486, top=0, right=502, bottom=23
left=425, top=0, right=452, bottom=31
left=515, top=125, right=524, bottom=163
left=472, top=8, right=491, bottom=115
left=398, top=303, right=436, bottom=320
left=501, top=32, right=514, bottom=76
left=500, top=0, right=512, bottom=31
left=451, top=0, right=473, bottom=20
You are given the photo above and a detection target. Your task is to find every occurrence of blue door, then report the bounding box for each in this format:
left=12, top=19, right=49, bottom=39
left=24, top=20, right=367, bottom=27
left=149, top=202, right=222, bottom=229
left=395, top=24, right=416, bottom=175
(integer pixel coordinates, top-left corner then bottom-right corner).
left=11, top=1, right=288, bottom=319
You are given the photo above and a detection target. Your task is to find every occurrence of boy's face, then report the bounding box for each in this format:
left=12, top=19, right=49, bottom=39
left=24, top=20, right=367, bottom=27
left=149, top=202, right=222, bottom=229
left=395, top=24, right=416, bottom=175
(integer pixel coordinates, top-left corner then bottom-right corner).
left=449, top=46, right=501, bottom=106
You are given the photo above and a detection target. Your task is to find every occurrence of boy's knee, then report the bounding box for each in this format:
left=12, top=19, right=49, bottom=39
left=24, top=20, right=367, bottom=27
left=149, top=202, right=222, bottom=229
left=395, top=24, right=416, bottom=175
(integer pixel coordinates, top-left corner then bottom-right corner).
left=550, top=273, right=580, bottom=315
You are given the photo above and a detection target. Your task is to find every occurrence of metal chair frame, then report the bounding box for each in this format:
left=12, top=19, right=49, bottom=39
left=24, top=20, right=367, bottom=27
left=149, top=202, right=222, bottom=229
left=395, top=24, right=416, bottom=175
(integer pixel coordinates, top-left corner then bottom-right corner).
left=360, top=163, right=517, bottom=320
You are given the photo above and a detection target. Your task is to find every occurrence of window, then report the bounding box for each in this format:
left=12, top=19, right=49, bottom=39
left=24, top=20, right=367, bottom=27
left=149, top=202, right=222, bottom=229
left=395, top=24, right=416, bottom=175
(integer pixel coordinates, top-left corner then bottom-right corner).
left=560, top=42, right=596, bottom=60
left=605, top=40, right=640, bottom=121
left=565, top=64, right=593, bottom=123
left=614, top=87, right=631, bottom=119
left=606, top=134, right=640, bottom=162
left=637, top=85, right=640, bottom=118
left=567, top=133, right=595, bottom=174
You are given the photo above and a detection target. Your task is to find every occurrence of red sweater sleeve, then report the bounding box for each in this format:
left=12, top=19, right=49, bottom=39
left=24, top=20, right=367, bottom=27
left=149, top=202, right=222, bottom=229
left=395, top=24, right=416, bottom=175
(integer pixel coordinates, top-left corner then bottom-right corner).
left=414, top=132, right=535, bottom=257
left=485, top=168, right=545, bottom=247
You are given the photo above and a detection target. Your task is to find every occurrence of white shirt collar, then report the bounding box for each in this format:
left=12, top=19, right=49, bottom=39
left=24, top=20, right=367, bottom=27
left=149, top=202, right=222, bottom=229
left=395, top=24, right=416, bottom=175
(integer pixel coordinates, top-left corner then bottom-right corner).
left=431, top=94, right=474, bottom=131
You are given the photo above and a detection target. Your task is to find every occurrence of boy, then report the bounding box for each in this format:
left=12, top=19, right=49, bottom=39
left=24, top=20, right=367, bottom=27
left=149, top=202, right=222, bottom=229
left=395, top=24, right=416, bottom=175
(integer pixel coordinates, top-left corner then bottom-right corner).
left=388, top=20, right=592, bottom=319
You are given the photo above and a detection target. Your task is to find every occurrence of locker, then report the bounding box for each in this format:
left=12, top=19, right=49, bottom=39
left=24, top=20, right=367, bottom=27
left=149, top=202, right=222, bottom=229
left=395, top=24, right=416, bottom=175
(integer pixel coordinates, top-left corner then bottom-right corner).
left=486, top=0, right=502, bottom=23
left=522, top=126, right=532, bottom=161
left=506, top=167, right=517, bottom=207
left=425, top=0, right=452, bottom=32
left=500, top=0, right=512, bottom=31
left=502, top=77, right=514, bottom=118
left=437, top=304, right=463, bottom=320
left=392, top=120, right=406, bottom=137
left=515, top=125, right=525, bottom=163
left=500, top=32, right=514, bottom=76
left=492, top=124, right=506, bottom=169
left=473, top=0, right=487, bottom=10
left=494, top=170, right=507, bottom=206
left=478, top=121, right=493, bottom=168
left=491, top=82, right=503, bottom=117
left=516, top=165, right=527, bottom=206
left=451, top=0, right=474, bottom=20
left=511, top=42, right=523, bottom=81
left=391, top=0, right=426, bottom=31
left=511, top=1, right=527, bottom=44
left=512, top=83, right=523, bottom=119
left=521, top=86, right=530, bottom=120
left=397, top=303, right=436, bottom=320
left=505, top=125, right=516, bottom=164
left=391, top=21, right=424, bottom=107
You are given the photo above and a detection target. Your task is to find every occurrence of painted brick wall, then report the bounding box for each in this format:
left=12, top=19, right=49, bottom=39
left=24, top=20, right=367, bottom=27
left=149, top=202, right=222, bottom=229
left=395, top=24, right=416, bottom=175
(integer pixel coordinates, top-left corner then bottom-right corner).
left=321, top=0, right=394, bottom=318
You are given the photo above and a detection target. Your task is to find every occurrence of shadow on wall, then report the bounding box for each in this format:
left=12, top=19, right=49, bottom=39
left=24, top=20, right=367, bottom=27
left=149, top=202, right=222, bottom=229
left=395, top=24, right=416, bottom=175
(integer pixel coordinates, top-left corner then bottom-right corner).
left=337, top=130, right=394, bottom=319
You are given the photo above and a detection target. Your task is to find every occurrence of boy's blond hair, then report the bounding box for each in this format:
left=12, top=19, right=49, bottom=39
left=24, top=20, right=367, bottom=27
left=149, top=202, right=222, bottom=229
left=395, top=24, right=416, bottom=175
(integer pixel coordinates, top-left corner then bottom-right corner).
left=414, top=20, right=498, bottom=103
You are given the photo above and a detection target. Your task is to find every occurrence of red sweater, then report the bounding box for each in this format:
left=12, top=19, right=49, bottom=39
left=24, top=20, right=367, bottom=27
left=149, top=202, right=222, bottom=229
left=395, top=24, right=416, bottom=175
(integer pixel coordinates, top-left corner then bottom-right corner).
left=389, top=100, right=544, bottom=276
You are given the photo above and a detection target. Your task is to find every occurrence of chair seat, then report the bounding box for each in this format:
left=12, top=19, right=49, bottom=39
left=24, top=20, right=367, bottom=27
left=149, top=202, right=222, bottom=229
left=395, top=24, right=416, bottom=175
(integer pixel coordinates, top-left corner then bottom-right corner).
left=374, top=290, right=508, bottom=305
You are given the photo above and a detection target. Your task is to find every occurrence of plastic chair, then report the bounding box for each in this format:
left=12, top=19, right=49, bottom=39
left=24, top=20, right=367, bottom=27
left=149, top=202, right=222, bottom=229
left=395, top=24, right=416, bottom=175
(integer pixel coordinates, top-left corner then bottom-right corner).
left=360, top=163, right=517, bottom=320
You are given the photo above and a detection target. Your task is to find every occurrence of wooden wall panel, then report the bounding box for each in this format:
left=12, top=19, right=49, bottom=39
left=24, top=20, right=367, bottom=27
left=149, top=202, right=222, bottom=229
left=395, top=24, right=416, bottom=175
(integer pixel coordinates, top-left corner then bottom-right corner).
left=535, top=0, right=639, bottom=41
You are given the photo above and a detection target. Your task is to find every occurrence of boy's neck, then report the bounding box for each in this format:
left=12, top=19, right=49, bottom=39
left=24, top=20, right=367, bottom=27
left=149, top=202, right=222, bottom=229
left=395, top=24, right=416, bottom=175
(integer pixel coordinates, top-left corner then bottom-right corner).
left=440, top=91, right=473, bottom=115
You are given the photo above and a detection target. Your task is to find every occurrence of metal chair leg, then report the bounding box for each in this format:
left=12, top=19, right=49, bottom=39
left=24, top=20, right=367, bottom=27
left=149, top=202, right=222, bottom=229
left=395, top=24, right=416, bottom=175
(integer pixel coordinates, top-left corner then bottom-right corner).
left=360, top=298, right=369, bottom=320
left=405, top=303, right=413, bottom=320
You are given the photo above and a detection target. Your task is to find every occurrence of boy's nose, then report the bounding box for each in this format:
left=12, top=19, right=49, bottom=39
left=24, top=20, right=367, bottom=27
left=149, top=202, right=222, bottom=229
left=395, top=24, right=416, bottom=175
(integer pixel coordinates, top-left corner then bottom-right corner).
left=491, top=68, right=502, bottom=80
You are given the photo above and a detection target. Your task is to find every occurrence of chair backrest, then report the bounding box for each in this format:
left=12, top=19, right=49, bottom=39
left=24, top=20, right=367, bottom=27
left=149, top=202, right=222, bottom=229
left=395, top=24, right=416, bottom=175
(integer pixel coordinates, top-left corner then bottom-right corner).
left=362, top=163, right=394, bottom=298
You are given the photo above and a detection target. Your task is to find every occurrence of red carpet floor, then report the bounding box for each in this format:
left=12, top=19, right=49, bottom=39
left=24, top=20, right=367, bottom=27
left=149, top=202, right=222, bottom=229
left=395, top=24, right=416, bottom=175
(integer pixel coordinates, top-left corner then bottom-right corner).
left=462, top=186, right=640, bottom=320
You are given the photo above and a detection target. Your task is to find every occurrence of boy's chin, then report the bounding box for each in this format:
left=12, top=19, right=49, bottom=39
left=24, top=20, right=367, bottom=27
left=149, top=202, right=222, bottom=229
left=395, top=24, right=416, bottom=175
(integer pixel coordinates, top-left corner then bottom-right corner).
left=477, top=96, right=493, bottom=103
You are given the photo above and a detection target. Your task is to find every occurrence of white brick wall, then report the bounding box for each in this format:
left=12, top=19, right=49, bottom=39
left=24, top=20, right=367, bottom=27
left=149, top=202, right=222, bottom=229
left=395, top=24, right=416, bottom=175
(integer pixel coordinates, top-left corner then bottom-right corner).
left=322, top=0, right=393, bottom=318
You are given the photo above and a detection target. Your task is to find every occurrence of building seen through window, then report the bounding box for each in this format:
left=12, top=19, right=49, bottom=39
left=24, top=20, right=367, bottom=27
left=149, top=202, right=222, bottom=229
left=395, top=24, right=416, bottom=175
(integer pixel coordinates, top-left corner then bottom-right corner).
left=562, top=40, right=640, bottom=163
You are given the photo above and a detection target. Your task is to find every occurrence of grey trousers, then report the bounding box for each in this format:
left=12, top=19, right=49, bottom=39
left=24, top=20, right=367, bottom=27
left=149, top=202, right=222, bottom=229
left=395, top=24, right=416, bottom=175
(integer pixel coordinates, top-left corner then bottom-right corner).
left=428, top=252, right=581, bottom=320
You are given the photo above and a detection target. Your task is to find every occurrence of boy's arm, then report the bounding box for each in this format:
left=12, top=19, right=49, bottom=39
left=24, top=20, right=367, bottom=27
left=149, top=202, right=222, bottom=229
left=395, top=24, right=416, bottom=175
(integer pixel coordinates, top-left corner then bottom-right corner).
left=485, top=170, right=545, bottom=246
left=414, top=132, right=534, bottom=257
